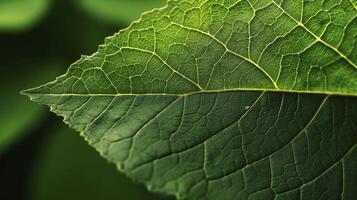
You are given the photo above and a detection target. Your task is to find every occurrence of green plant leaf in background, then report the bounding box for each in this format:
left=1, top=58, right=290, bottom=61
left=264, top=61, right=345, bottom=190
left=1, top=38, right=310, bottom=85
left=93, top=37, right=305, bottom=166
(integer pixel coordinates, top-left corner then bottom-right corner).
left=0, top=0, right=50, bottom=31
left=77, top=0, right=165, bottom=24
left=24, top=0, right=357, bottom=199
left=29, top=124, right=170, bottom=200
left=0, top=62, right=60, bottom=153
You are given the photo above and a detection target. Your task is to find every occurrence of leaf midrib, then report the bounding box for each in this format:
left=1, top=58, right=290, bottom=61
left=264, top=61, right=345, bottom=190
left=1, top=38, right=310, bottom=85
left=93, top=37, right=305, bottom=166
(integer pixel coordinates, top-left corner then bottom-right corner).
left=23, top=87, right=357, bottom=97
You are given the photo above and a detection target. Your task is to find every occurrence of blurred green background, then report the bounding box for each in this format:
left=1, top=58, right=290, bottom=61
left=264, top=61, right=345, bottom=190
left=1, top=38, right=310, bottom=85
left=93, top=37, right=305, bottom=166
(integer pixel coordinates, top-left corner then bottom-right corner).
left=0, top=0, right=172, bottom=199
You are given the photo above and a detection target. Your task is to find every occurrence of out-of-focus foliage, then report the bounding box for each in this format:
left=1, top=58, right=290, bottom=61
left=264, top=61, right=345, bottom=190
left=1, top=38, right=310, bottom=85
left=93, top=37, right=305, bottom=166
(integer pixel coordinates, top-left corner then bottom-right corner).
left=0, top=62, right=60, bottom=153
left=0, top=0, right=50, bottom=31
left=29, top=125, right=168, bottom=200
left=77, top=0, right=166, bottom=24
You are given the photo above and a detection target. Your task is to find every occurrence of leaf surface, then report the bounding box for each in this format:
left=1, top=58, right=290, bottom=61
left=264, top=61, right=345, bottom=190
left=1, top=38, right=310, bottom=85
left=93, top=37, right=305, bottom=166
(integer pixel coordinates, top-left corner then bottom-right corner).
left=24, top=0, right=357, bottom=199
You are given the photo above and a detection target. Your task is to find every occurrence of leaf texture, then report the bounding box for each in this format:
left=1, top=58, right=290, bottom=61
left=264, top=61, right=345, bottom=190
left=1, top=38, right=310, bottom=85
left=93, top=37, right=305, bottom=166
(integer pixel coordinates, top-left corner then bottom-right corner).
left=24, top=0, right=357, bottom=199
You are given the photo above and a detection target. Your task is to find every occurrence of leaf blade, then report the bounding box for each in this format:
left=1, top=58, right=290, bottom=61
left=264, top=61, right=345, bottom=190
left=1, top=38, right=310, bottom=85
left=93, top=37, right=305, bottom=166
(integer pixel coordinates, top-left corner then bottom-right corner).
left=24, top=0, right=357, bottom=199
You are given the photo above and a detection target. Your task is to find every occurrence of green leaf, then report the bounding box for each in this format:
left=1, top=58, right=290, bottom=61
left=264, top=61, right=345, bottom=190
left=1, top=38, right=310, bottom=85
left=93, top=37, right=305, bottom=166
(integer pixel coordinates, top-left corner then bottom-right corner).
left=28, top=124, right=170, bottom=200
left=0, top=0, right=50, bottom=31
left=77, top=0, right=166, bottom=24
left=24, top=0, right=357, bottom=199
left=0, top=62, right=60, bottom=154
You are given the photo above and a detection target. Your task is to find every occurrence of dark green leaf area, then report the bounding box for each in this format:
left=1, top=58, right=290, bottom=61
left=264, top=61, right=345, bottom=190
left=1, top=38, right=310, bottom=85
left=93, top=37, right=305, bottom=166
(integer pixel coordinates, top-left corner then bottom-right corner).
left=26, top=91, right=357, bottom=199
